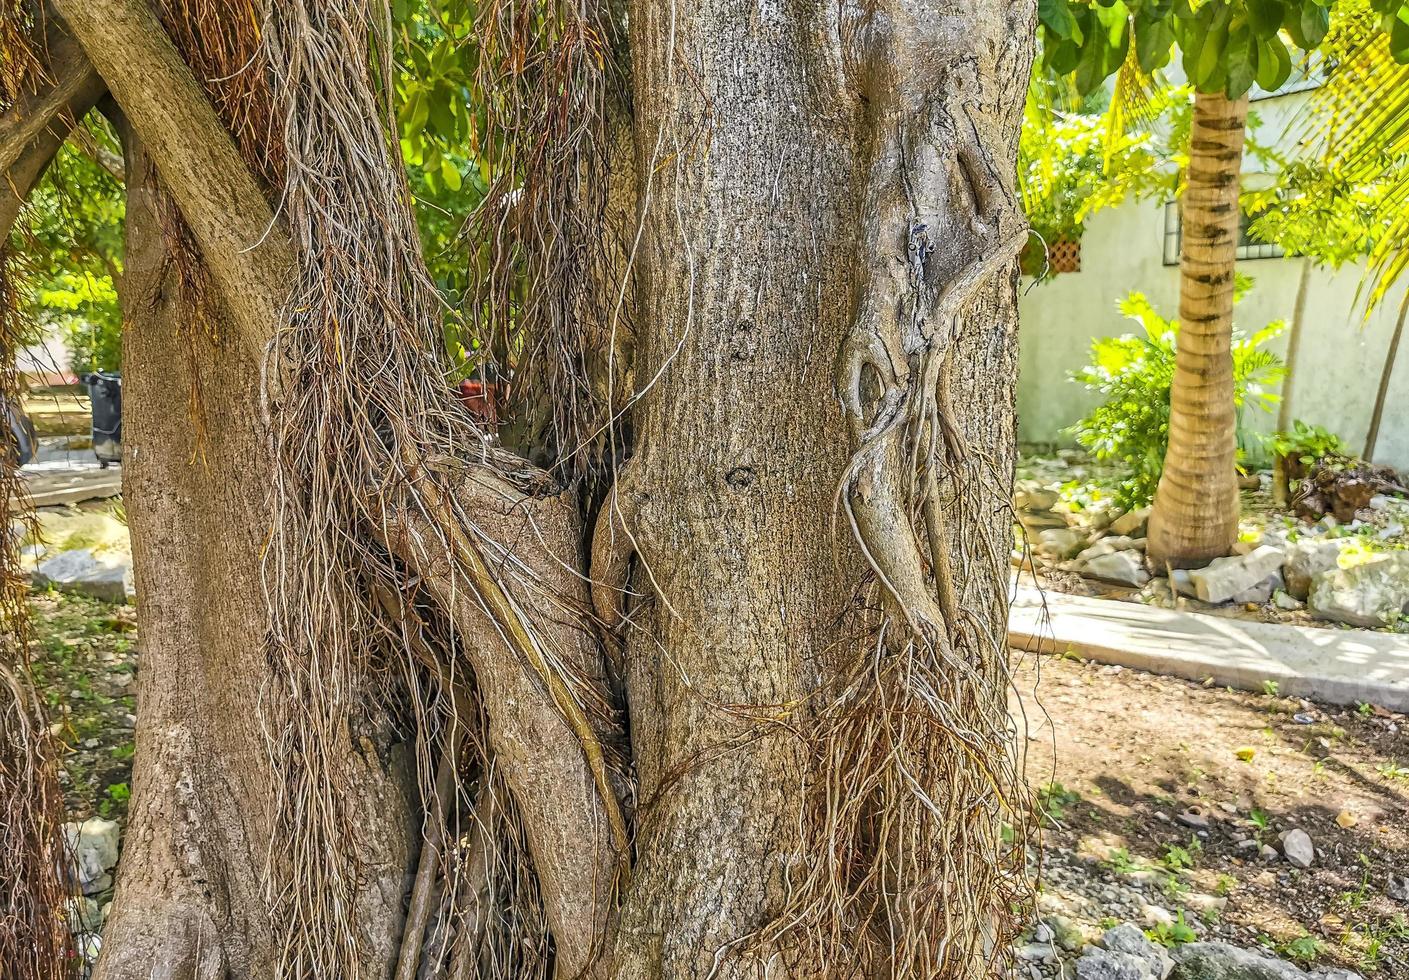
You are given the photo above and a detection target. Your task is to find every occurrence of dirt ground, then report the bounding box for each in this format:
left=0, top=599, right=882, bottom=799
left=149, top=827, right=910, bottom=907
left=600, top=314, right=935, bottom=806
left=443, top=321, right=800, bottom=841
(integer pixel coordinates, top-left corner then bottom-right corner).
left=1014, top=650, right=1409, bottom=974
left=28, top=593, right=137, bottom=825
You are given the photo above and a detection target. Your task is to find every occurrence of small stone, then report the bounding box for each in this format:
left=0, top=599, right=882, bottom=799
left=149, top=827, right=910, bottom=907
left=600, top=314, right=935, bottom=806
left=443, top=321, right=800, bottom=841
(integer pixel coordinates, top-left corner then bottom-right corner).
left=1388, top=874, right=1409, bottom=902
left=1176, top=807, right=1210, bottom=829
left=1273, top=590, right=1305, bottom=611
left=1140, top=905, right=1175, bottom=928
left=1018, top=941, right=1055, bottom=962
left=1259, top=844, right=1278, bottom=861
left=1110, top=507, right=1152, bottom=538
left=1084, top=550, right=1151, bottom=588
left=1282, top=828, right=1315, bottom=868
left=1039, top=528, right=1089, bottom=560
left=1102, top=923, right=1174, bottom=979
left=1187, top=547, right=1287, bottom=605
left=1034, top=923, right=1055, bottom=944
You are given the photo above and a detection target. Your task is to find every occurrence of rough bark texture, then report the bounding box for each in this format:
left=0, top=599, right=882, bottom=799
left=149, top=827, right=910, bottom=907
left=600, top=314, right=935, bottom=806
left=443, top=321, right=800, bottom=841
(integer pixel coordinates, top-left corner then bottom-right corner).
left=51, top=0, right=293, bottom=356
left=1148, top=92, right=1249, bottom=568
left=97, top=127, right=414, bottom=980
left=14, top=1, right=1038, bottom=976
left=612, top=3, right=1033, bottom=976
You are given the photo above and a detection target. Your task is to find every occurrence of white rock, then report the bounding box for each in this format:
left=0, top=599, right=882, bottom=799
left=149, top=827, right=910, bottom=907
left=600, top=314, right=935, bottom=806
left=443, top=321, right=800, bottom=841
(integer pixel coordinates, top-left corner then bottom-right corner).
left=32, top=549, right=133, bottom=604
left=1187, top=547, right=1287, bottom=605
left=1084, top=550, right=1151, bottom=588
left=1110, top=507, right=1152, bottom=537
left=62, top=817, right=120, bottom=895
left=64, top=896, right=102, bottom=934
left=1284, top=537, right=1354, bottom=599
left=1282, top=828, right=1315, bottom=868
left=1308, top=553, right=1409, bottom=628
left=1103, top=922, right=1175, bottom=979
left=1038, top=527, right=1088, bottom=560
left=1273, top=590, right=1304, bottom=611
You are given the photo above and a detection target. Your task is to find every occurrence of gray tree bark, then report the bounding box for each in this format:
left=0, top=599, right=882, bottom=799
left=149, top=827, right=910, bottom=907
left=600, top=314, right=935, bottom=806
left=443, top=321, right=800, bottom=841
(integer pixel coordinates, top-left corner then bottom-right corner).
left=16, top=2, right=1038, bottom=977
left=95, top=122, right=415, bottom=980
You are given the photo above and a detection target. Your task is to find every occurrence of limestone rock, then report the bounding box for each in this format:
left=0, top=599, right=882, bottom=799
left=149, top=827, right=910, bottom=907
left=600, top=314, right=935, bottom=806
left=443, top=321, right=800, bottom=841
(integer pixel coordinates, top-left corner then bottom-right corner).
left=1039, top=527, right=1088, bottom=560
left=1171, top=942, right=1310, bottom=979
left=62, top=817, right=120, bottom=895
left=1076, top=947, right=1154, bottom=980
left=1307, top=553, right=1409, bottom=628
left=1111, top=507, right=1152, bottom=537
left=1232, top=570, right=1286, bottom=605
left=1102, top=923, right=1174, bottom=979
left=32, top=549, right=133, bottom=604
left=1084, top=550, right=1151, bottom=588
left=1281, top=828, right=1315, bottom=868
left=1187, top=547, right=1286, bottom=605
left=1283, top=537, right=1355, bottom=600
left=1016, top=482, right=1061, bottom=512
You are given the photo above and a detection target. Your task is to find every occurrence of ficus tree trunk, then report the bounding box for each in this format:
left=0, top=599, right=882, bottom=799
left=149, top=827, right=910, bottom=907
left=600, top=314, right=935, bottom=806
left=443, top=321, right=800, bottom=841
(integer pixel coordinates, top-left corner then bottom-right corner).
left=1148, top=90, right=1250, bottom=569
left=2, top=1, right=1039, bottom=978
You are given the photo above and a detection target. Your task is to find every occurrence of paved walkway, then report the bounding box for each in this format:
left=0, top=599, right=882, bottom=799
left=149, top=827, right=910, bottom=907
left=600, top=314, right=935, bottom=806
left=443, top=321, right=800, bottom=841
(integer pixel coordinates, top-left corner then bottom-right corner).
left=20, top=437, right=121, bottom=508
left=1009, top=586, right=1409, bottom=713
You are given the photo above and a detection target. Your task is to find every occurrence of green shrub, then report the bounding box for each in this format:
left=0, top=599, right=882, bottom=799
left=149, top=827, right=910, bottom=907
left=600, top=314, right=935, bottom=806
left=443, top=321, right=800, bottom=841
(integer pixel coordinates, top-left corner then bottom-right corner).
left=1270, top=419, right=1348, bottom=469
left=1070, top=291, right=1285, bottom=508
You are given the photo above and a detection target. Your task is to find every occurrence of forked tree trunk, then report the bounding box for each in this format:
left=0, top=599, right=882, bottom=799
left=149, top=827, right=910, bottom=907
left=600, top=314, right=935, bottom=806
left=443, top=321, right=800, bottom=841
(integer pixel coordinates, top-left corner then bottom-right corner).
left=22, top=2, right=1038, bottom=977
left=96, top=124, right=415, bottom=980
left=1148, top=91, right=1250, bottom=568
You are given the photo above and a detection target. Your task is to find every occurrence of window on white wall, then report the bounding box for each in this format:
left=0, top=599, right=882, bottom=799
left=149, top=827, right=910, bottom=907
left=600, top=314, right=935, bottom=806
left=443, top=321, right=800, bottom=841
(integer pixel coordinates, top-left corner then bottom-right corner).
left=1161, top=201, right=1286, bottom=266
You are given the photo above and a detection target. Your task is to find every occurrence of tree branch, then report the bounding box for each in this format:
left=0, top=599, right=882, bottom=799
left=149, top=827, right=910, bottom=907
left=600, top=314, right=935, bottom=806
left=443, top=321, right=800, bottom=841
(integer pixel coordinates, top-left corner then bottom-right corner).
left=50, top=0, right=292, bottom=355
left=0, top=6, right=105, bottom=238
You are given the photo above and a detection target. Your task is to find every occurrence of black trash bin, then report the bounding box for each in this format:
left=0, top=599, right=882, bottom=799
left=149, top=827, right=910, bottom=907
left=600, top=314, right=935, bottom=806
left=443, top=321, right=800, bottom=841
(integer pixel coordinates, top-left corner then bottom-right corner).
left=82, top=372, right=122, bottom=467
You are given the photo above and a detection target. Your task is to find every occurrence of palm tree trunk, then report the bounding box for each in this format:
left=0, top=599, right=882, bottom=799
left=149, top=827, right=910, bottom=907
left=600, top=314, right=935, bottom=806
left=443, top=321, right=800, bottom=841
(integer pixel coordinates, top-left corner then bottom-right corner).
left=1148, top=90, right=1249, bottom=568
left=1363, top=290, right=1407, bottom=462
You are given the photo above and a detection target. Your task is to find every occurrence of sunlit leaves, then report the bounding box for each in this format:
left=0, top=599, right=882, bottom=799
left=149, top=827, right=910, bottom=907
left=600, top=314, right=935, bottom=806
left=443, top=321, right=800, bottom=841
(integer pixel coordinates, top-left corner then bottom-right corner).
left=1039, top=0, right=1409, bottom=99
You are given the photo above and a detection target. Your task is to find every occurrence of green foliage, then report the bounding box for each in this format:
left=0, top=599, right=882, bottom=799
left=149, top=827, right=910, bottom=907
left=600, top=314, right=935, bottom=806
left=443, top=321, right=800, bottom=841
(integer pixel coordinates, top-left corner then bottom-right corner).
left=1146, top=910, right=1199, bottom=947
left=1270, top=419, right=1348, bottom=465
left=1070, top=289, right=1286, bottom=507
left=1020, top=73, right=1187, bottom=263
left=11, top=133, right=126, bottom=373
left=1040, top=0, right=1409, bottom=100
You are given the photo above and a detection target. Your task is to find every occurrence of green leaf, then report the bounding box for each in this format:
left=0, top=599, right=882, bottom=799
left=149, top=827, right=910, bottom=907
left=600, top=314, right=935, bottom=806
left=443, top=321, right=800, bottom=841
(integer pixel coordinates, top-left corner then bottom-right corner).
left=1226, top=22, right=1257, bottom=98
left=1135, top=17, right=1176, bottom=72
left=440, top=157, right=463, bottom=192
left=1392, top=8, right=1409, bottom=64
left=1247, top=0, right=1285, bottom=37
left=1255, top=34, right=1293, bottom=90
left=1040, top=0, right=1084, bottom=42
left=1292, top=0, right=1330, bottom=50
left=1196, top=17, right=1229, bottom=89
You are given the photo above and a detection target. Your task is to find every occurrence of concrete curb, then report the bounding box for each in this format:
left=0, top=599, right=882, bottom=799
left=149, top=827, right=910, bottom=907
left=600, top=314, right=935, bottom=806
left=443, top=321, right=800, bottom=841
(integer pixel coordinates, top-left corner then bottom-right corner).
left=1009, top=586, right=1409, bottom=713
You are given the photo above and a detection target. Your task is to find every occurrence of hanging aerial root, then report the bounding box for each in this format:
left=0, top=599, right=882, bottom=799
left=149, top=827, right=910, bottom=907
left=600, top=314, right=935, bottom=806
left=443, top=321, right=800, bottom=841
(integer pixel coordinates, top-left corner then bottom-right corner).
left=0, top=246, right=72, bottom=980
left=768, top=8, right=1039, bottom=971
left=252, top=3, right=628, bottom=978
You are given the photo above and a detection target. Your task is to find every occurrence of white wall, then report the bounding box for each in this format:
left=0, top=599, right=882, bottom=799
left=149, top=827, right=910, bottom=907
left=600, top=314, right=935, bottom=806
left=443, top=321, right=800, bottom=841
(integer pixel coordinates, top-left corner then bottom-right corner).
left=1017, top=195, right=1409, bottom=472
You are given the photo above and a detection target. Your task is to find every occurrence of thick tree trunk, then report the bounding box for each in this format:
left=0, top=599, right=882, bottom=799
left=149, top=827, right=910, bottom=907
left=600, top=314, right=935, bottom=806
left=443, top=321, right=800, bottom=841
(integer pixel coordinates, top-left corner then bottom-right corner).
left=20, top=2, right=1038, bottom=977
left=612, top=3, right=1034, bottom=976
left=1148, top=91, right=1249, bottom=568
left=96, top=126, right=415, bottom=980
